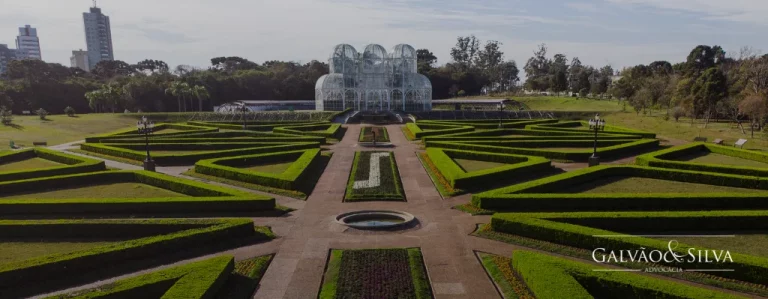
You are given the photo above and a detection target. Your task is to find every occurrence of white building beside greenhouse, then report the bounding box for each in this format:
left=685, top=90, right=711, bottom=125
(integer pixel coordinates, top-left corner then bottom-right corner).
left=315, top=44, right=432, bottom=112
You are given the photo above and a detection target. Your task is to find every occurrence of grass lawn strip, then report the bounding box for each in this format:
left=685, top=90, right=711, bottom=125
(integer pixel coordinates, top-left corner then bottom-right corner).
left=678, top=152, right=768, bottom=168
left=637, top=142, right=768, bottom=176
left=0, top=148, right=106, bottom=182
left=318, top=250, right=342, bottom=299
left=0, top=170, right=275, bottom=215
left=0, top=241, right=121, bottom=267
left=3, top=182, right=188, bottom=199
left=0, top=157, right=62, bottom=172
left=472, top=165, right=768, bottom=211
left=453, top=158, right=508, bottom=172
left=345, top=151, right=406, bottom=201
left=45, top=255, right=235, bottom=299
left=560, top=176, right=766, bottom=194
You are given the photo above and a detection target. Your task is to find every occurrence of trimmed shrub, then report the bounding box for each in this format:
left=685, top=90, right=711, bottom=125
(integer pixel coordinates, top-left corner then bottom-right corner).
left=511, top=250, right=741, bottom=299
left=493, top=211, right=768, bottom=286
left=359, top=126, right=390, bottom=142
left=272, top=123, right=342, bottom=138
left=636, top=142, right=768, bottom=176
left=527, top=121, right=656, bottom=138
left=0, top=219, right=272, bottom=296
left=187, top=121, right=327, bottom=131
left=427, top=139, right=659, bottom=161
left=425, top=148, right=551, bottom=189
left=473, top=165, right=768, bottom=211
left=406, top=123, right=474, bottom=139
left=46, top=255, right=235, bottom=299
left=80, top=142, right=320, bottom=166
left=85, top=123, right=218, bottom=143
left=417, top=119, right=558, bottom=130
left=0, top=148, right=106, bottom=182
left=195, top=149, right=323, bottom=191
left=0, top=170, right=275, bottom=215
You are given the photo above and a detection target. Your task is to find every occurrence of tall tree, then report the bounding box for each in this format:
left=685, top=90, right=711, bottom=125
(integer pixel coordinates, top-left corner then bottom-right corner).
left=192, top=85, right=210, bottom=111
left=165, top=81, right=193, bottom=112
left=524, top=44, right=551, bottom=91
left=691, top=67, right=727, bottom=126
left=92, top=60, right=136, bottom=79
left=450, top=35, right=480, bottom=67
left=416, top=49, right=437, bottom=73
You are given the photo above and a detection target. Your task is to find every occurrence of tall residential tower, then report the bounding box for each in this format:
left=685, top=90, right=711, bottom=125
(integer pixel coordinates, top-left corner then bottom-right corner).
left=15, top=25, right=42, bottom=60
left=83, top=5, right=114, bottom=69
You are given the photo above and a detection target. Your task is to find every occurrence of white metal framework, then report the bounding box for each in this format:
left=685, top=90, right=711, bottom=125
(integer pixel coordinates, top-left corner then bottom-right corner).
left=315, top=44, right=432, bottom=112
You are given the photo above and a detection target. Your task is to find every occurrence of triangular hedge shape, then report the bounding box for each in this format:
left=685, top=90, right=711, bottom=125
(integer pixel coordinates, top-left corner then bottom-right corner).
left=424, top=148, right=550, bottom=190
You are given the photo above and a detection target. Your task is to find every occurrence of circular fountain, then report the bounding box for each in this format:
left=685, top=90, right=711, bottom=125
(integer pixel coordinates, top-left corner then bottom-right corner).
left=336, top=210, right=415, bottom=229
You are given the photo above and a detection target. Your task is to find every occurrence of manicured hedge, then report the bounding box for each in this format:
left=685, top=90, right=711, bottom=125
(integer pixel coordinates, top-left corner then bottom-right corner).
left=345, top=151, right=405, bottom=201
left=405, top=123, right=474, bottom=139
left=422, top=128, right=638, bottom=142
left=0, top=218, right=272, bottom=293
left=47, top=255, right=235, bottom=299
left=427, top=139, right=659, bottom=161
left=494, top=211, right=768, bottom=285
left=85, top=123, right=218, bottom=143
left=187, top=121, right=326, bottom=131
left=472, top=165, right=768, bottom=211
left=526, top=121, right=656, bottom=138
left=195, top=149, right=323, bottom=191
left=637, top=142, right=768, bottom=176
left=417, top=119, right=558, bottom=129
left=80, top=141, right=320, bottom=166
left=0, top=170, right=275, bottom=214
left=425, top=148, right=551, bottom=189
left=0, top=148, right=105, bottom=182
left=511, top=250, right=741, bottom=299
left=272, top=123, right=342, bottom=138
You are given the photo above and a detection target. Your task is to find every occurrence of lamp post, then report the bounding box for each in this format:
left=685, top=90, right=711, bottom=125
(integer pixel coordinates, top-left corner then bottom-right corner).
left=497, top=103, right=506, bottom=129
left=241, top=104, right=248, bottom=130
left=588, top=114, right=606, bottom=167
left=137, top=116, right=155, bottom=171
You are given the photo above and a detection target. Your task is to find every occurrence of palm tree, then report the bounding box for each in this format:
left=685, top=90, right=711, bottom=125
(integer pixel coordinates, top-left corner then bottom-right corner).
left=165, top=81, right=192, bottom=112
left=192, top=85, right=210, bottom=111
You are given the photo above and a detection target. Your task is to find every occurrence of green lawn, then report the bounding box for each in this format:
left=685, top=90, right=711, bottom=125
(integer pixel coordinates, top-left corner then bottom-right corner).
left=3, top=182, right=189, bottom=199
left=650, top=233, right=768, bottom=258
left=0, top=157, right=63, bottom=172
left=560, top=177, right=766, bottom=194
left=670, top=152, right=768, bottom=168
left=453, top=158, right=508, bottom=172
left=151, top=150, right=214, bottom=155
left=516, top=96, right=623, bottom=112
left=0, top=241, right=121, bottom=266
left=0, top=114, right=138, bottom=147
left=237, top=161, right=294, bottom=174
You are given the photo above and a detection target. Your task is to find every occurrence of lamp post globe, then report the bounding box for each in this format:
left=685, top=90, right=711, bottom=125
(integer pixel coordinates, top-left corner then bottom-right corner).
left=137, top=116, right=156, bottom=171
left=588, top=113, right=605, bottom=167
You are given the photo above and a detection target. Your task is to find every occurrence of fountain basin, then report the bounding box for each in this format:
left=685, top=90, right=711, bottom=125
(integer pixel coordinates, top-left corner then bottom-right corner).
left=336, top=210, right=415, bottom=229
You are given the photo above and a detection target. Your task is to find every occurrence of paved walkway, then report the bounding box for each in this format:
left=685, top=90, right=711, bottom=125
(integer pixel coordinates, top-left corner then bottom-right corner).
left=43, top=127, right=757, bottom=299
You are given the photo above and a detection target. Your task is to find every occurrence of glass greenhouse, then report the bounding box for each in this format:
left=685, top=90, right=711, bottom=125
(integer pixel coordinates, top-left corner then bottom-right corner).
left=315, top=44, right=432, bottom=112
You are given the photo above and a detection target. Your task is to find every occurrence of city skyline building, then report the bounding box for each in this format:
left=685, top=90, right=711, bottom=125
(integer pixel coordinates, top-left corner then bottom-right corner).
left=70, top=49, right=90, bottom=72
left=83, top=4, right=114, bottom=70
left=15, top=25, right=42, bottom=60
left=0, top=44, right=17, bottom=74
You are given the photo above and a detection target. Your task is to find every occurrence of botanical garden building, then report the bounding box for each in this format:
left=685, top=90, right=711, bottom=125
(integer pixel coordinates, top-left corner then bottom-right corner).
left=315, top=44, right=432, bottom=112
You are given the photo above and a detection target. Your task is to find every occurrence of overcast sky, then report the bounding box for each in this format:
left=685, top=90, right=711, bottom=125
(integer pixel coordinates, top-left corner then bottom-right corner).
left=0, top=0, right=766, bottom=71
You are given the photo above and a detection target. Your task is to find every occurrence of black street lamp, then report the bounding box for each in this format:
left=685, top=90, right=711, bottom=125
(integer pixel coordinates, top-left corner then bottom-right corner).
left=588, top=114, right=606, bottom=167
left=137, top=116, right=156, bottom=171
left=241, top=104, right=248, bottom=130
left=497, top=103, right=506, bottom=129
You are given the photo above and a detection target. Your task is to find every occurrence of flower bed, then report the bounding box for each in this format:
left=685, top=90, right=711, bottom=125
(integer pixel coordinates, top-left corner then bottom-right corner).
left=359, top=126, right=390, bottom=142
left=345, top=151, right=405, bottom=201
left=319, top=248, right=432, bottom=299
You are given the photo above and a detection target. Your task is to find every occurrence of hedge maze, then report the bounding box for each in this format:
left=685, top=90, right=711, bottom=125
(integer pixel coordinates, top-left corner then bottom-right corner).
left=318, top=248, right=432, bottom=299
left=359, top=126, right=390, bottom=142
left=345, top=151, right=405, bottom=201
left=406, top=117, right=768, bottom=296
